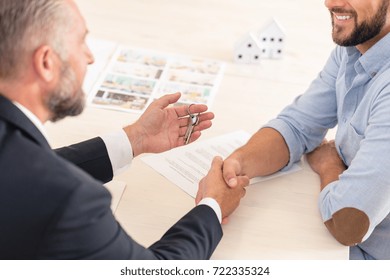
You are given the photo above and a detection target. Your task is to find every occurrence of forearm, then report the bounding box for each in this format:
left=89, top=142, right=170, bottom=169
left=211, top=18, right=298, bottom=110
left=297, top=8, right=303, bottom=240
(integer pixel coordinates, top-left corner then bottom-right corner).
left=149, top=205, right=223, bottom=259
left=229, top=127, right=290, bottom=178
left=54, top=137, right=113, bottom=183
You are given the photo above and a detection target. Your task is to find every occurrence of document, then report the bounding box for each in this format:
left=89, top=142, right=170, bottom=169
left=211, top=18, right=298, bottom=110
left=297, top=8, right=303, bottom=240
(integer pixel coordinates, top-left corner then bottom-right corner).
left=142, top=131, right=301, bottom=197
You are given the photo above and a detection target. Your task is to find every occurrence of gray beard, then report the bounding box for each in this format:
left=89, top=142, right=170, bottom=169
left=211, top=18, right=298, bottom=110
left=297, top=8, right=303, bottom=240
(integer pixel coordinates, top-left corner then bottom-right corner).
left=46, top=63, right=85, bottom=122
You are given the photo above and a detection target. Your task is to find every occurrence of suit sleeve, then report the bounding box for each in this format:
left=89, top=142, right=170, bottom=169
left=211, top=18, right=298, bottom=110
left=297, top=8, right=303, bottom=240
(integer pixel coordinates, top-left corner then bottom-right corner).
left=54, top=137, right=113, bottom=183
left=37, top=175, right=222, bottom=260
left=148, top=205, right=223, bottom=259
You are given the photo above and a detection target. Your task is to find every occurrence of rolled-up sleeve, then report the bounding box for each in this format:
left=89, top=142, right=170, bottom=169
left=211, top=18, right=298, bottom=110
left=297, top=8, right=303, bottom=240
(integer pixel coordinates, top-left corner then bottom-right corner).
left=265, top=48, right=341, bottom=169
left=319, top=83, right=390, bottom=245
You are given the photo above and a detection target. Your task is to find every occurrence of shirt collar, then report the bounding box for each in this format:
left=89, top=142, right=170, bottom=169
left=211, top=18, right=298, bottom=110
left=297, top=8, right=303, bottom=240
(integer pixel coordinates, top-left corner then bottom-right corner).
left=353, top=33, right=390, bottom=78
left=12, top=101, right=49, bottom=141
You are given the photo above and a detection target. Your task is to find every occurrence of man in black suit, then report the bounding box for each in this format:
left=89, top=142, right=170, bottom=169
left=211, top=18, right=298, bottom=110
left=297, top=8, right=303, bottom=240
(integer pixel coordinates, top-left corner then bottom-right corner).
left=0, top=0, right=249, bottom=259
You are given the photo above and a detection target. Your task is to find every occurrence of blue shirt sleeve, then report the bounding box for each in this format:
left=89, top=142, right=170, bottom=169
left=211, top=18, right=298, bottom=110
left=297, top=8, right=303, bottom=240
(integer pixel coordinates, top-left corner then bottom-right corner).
left=319, top=82, right=390, bottom=242
left=265, top=47, right=340, bottom=169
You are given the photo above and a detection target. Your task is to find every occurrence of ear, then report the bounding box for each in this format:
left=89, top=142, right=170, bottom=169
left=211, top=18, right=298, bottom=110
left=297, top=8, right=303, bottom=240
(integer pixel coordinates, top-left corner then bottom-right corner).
left=32, top=45, right=59, bottom=83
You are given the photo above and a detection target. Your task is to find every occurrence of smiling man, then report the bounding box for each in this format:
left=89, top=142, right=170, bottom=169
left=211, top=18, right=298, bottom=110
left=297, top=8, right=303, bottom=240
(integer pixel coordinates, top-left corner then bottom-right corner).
left=330, top=0, right=390, bottom=50
left=215, top=0, right=390, bottom=259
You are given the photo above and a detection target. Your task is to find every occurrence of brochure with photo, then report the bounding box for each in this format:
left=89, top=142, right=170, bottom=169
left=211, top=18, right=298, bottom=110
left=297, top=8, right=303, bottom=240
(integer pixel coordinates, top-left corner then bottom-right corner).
left=85, top=39, right=225, bottom=114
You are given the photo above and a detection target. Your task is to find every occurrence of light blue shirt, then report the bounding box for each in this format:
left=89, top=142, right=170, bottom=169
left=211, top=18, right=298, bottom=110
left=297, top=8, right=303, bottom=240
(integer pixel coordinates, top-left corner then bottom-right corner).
left=266, top=33, right=390, bottom=260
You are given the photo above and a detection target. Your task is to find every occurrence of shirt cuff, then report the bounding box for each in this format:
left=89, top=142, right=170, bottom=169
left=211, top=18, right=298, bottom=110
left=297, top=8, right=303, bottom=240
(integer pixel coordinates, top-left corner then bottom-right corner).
left=100, top=130, right=133, bottom=176
left=263, top=119, right=303, bottom=171
left=198, top=197, right=222, bottom=224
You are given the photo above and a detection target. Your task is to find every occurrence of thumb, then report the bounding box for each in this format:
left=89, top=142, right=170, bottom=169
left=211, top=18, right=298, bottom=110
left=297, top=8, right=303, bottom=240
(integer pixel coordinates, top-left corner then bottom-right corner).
left=223, top=158, right=240, bottom=187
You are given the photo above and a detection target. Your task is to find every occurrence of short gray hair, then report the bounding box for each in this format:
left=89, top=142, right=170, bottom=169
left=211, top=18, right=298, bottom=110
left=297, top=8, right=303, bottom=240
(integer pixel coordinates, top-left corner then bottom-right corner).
left=0, top=0, right=71, bottom=80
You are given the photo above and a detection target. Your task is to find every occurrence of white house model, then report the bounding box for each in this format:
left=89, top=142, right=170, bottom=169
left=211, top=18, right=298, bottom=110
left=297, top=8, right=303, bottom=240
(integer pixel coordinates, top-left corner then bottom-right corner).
left=234, top=18, right=286, bottom=64
left=234, top=32, right=263, bottom=64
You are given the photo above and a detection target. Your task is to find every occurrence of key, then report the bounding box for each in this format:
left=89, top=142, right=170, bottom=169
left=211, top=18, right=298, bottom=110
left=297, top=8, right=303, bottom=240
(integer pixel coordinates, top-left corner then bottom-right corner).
left=184, top=113, right=199, bottom=144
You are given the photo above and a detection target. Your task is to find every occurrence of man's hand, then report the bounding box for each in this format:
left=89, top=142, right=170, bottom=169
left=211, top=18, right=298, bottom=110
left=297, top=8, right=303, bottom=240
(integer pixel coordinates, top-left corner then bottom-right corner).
left=221, top=156, right=243, bottom=188
left=123, top=92, right=214, bottom=156
left=221, top=128, right=290, bottom=188
left=306, top=139, right=347, bottom=190
left=196, top=156, right=249, bottom=223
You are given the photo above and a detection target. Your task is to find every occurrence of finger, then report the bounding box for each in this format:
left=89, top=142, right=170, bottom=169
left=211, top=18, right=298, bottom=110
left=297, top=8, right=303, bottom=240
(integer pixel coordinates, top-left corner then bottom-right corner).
left=194, top=112, right=214, bottom=130
left=175, top=103, right=209, bottom=118
left=241, top=186, right=247, bottom=198
left=195, top=188, right=202, bottom=205
left=198, top=111, right=215, bottom=122
left=178, top=116, right=192, bottom=128
left=210, top=156, right=223, bottom=172
left=177, top=124, right=208, bottom=138
left=187, top=131, right=202, bottom=143
left=155, top=92, right=181, bottom=109
left=192, top=119, right=212, bottom=132
left=204, top=156, right=223, bottom=176
left=182, top=121, right=213, bottom=144
left=221, top=216, right=229, bottom=225
left=177, top=112, right=214, bottom=129
left=177, top=117, right=214, bottom=146
left=195, top=178, right=205, bottom=205
left=237, top=175, right=250, bottom=188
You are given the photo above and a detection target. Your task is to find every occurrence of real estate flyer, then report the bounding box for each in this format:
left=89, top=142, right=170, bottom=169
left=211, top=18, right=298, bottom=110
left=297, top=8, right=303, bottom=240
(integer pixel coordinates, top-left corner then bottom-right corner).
left=87, top=43, right=225, bottom=114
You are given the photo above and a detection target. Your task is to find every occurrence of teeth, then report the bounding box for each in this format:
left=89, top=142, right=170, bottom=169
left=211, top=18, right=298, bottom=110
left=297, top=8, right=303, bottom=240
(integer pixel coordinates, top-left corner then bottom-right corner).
left=335, top=15, right=351, bottom=20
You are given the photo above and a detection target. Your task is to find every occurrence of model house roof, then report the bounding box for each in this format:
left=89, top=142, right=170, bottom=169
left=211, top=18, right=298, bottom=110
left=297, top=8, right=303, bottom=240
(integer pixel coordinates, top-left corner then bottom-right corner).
left=234, top=18, right=286, bottom=62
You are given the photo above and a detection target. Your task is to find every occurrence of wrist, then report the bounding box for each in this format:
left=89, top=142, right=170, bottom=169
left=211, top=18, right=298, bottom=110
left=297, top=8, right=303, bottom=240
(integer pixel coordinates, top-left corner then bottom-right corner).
left=122, top=124, right=144, bottom=157
left=318, top=161, right=346, bottom=176
left=198, top=197, right=222, bottom=223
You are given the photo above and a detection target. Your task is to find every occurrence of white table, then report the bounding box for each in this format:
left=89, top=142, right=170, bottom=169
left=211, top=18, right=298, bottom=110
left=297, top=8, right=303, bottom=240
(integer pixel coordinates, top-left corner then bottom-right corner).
left=45, top=0, right=347, bottom=259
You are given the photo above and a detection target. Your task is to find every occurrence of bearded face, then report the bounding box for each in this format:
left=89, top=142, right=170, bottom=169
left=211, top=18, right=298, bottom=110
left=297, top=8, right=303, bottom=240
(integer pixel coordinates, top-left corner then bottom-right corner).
left=45, top=61, right=85, bottom=122
left=330, top=0, right=389, bottom=46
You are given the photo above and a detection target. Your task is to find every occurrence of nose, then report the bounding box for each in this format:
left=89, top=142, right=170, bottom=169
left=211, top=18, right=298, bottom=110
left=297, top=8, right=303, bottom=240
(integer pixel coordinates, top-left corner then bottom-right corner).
left=324, top=0, right=346, bottom=9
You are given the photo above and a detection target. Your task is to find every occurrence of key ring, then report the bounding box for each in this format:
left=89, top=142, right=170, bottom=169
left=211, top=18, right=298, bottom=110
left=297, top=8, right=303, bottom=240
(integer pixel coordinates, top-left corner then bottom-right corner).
left=187, top=104, right=195, bottom=116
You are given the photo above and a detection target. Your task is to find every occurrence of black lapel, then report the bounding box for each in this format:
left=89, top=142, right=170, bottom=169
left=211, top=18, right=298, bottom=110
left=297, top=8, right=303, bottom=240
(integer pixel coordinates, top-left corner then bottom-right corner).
left=0, top=94, right=51, bottom=150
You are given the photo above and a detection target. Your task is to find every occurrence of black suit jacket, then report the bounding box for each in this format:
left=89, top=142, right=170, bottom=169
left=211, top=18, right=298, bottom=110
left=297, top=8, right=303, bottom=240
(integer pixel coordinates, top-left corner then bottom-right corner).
left=0, top=95, right=222, bottom=259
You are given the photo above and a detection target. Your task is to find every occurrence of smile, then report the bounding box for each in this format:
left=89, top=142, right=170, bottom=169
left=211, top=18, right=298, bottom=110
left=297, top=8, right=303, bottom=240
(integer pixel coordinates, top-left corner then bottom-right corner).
left=333, top=13, right=352, bottom=21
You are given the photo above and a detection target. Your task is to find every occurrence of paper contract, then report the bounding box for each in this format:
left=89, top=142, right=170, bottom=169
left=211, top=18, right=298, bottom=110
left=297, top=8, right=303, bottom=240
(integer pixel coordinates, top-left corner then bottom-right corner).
left=141, top=130, right=302, bottom=197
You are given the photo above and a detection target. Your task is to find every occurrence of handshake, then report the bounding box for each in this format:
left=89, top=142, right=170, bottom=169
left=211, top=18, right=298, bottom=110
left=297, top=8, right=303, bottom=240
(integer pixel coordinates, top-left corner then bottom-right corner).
left=196, top=156, right=249, bottom=224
